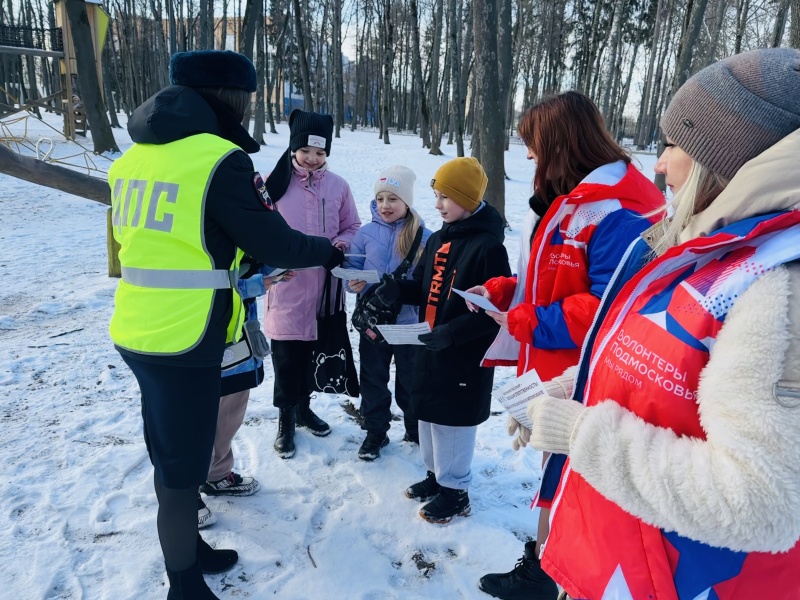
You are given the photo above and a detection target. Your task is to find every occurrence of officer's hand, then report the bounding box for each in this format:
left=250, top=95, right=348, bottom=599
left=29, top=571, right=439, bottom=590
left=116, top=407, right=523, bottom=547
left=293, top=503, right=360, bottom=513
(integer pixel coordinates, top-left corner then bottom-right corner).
left=418, top=325, right=454, bottom=351
left=374, top=273, right=400, bottom=305
left=324, top=246, right=345, bottom=271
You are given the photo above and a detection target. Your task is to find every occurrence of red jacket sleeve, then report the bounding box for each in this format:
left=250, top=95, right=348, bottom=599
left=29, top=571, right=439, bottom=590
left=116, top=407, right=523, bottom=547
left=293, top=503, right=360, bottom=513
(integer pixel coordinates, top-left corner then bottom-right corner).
left=485, top=276, right=517, bottom=312
left=507, top=303, right=538, bottom=345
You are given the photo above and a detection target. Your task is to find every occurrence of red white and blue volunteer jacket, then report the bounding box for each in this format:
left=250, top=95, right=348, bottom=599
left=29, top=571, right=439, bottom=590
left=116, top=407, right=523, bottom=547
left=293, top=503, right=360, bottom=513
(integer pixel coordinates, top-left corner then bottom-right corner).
left=483, top=160, right=665, bottom=382
left=544, top=211, right=800, bottom=600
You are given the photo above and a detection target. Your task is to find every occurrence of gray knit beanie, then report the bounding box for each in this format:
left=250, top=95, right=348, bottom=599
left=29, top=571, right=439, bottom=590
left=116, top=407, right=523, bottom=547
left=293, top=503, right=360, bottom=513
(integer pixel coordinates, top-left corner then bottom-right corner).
left=661, top=48, right=800, bottom=181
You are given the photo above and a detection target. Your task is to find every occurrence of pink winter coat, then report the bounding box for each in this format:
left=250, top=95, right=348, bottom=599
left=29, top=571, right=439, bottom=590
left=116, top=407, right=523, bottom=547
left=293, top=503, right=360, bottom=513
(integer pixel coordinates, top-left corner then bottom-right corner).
left=263, top=164, right=361, bottom=340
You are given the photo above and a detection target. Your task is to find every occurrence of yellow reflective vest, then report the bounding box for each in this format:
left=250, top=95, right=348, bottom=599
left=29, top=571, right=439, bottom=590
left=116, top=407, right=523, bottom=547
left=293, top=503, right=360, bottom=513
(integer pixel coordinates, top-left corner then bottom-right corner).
left=108, top=133, right=245, bottom=355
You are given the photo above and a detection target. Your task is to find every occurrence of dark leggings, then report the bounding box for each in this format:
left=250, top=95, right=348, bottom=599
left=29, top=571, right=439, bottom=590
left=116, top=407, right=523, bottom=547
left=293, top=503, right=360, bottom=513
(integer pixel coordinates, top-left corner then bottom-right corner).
left=154, top=473, right=198, bottom=571
left=271, top=339, right=315, bottom=408
left=119, top=352, right=222, bottom=572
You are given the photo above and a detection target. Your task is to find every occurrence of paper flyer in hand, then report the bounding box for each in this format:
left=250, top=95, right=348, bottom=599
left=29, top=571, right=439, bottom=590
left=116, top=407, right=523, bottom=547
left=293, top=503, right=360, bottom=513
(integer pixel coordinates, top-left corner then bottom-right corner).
left=376, top=322, right=431, bottom=345
left=266, top=267, right=288, bottom=278
left=493, top=368, right=547, bottom=430
left=331, top=267, right=381, bottom=284
left=452, top=288, right=501, bottom=313
left=266, top=267, right=316, bottom=278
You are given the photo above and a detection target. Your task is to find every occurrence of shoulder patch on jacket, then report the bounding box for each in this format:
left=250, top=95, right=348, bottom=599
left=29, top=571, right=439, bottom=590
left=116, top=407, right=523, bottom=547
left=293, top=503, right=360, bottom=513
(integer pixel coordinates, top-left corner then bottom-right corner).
left=253, top=173, right=274, bottom=210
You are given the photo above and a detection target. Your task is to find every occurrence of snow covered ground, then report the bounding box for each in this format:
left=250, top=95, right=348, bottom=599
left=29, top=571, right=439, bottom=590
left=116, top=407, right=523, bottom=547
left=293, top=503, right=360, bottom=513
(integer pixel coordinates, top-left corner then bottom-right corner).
left=0, top=113, right=658, bottom=599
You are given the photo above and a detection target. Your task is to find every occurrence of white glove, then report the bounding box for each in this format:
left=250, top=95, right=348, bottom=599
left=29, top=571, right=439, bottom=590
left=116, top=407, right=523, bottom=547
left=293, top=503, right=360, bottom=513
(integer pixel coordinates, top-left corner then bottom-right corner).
left=507, top=414, right=531, bottom=451
left=544, top=370, right=574, bottom=399
left=528, top=395, right=587, bottom=455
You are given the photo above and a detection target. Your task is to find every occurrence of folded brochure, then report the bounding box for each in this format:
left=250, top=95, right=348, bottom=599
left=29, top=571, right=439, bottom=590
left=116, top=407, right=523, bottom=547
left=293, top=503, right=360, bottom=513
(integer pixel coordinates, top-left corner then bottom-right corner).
left=493, top=368, right=547, bottom=430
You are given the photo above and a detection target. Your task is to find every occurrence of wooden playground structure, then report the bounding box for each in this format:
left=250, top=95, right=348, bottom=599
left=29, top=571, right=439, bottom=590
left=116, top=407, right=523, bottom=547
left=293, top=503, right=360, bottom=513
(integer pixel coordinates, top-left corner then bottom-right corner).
left=1, top=1, right=119, bottom=276
left=0, top=0, right=108, bottom=140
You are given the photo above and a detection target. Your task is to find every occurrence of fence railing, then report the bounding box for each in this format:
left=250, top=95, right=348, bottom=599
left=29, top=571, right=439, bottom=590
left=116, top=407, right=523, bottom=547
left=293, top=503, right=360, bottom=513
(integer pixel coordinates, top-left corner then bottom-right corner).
left=0, top=25, right=63, bottom=53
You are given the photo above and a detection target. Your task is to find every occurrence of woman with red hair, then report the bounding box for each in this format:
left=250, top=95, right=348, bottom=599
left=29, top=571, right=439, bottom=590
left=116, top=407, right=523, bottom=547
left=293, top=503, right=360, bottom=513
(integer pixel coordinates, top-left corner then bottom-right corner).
left=472, top=91, right=665, bottom=600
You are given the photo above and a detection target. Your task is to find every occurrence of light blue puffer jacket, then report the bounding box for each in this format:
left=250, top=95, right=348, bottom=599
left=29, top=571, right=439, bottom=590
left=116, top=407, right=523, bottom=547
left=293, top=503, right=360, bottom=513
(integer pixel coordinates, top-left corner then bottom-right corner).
left=343, top=200, right=432, bottom=325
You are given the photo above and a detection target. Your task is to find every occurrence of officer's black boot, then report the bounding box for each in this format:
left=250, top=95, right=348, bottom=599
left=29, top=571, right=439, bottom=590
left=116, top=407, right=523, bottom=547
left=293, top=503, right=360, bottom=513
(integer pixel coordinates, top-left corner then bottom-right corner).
left=274, top=406, right=296, bottom=459
left=478, top=541, right=559, bottom=600
left=166, top=562, right=220, bottom=599
left=296, top=397, right=331, bottom=436
left=197, top=534, right=238, bottom=574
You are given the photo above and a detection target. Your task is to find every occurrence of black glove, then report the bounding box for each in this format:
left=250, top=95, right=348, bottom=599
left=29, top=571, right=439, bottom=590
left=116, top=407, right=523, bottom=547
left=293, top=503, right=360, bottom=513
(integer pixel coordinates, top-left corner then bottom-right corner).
left=323, top=246, right=345, bottom=271
left=418, top=325, right=454, bottom=351
left=374, top=273, right=400, bottom=305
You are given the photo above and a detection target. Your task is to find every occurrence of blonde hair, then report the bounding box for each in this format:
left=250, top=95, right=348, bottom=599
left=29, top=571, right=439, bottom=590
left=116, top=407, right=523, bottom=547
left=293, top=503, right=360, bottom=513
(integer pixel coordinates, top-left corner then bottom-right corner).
left=651, top=160, right=729, bottom=256
left=396, top=208, right=423, bottom=261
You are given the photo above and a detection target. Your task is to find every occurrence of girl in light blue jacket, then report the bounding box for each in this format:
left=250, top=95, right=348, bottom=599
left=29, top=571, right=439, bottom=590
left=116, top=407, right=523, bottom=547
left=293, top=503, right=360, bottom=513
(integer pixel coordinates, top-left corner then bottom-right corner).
left=344, top=165, right=432, bottom=461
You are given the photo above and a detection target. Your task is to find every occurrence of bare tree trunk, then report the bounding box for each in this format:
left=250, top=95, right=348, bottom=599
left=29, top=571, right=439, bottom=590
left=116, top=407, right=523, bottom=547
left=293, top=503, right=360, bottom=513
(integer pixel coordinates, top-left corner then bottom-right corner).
left=734, top=0, right=750, bottom=54
left=498, top=0, right=513, bottom=148
left=102, top=37, right=121, bottom=128
left=615, top=43, right=639, bottom=139
left=351, top=3, right=364, bottom=132
left=449, top=0, right=465, bottom=156
left=263, top=0, right=278, bottom=134
left=792, top=0, right=800, bottom=47
left=198, top=0, right=212, bottom=48
left=673, top=0, right=710, bottom=93
left=166, top=0, right=177, bottom=53
left=331, top=0, right=344, bottom=136
left=583, top=0, right=604, bottom=95
left=438, top=40, right=451, bottom=142
left=252, top=4, right=266, bottom=144
left=772, top=0, right=791, bottom=46
left=291, top=0, right=314, bottom=109
left=380, top=0, right=393, bottom=144
left=460, top=1, right=473, bottom=116
left=410, top=0, right=431, bottom=147
left=65, top=0, right=119, bottom=153
left=312, top=0, right=329, bottom=112
left=429, top=0, right=444, bottom=154
left=600, top=0, right=625, bottom=118
left=705, top=0, right=727, bottom=65
left=473, top=0, right=505, bottom=221
left=636, top=0, right=664, bottom=148
left=239, top=0, right=259, bottom=127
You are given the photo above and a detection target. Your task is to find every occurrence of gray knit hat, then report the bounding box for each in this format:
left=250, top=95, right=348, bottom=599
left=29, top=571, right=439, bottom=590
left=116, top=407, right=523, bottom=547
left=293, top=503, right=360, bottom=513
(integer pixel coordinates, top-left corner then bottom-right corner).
left=661, top=48, right=800, bottom=181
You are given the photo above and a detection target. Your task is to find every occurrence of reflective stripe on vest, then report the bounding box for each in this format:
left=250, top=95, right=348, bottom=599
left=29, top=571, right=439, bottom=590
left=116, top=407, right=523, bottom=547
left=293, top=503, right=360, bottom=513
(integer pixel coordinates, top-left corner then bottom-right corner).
left=108, top=133, right=245, bottom=355
left=120, top=266, right=237, bottom=289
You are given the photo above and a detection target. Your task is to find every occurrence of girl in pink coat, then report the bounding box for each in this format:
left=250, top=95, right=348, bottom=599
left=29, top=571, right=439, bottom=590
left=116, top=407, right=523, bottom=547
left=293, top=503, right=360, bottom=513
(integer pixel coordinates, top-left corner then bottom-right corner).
left=263, top=110, right=361, bottom=459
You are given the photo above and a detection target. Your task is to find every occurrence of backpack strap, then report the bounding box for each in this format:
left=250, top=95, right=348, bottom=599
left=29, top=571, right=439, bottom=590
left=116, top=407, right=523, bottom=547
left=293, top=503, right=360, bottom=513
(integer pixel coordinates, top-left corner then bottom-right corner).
left=391, top=227, right=424, bottom=280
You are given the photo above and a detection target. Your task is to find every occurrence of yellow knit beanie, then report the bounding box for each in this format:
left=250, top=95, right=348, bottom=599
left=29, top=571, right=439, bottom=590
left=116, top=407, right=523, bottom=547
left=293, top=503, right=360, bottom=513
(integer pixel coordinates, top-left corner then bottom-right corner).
left=430, top=157, right=488, bottom=212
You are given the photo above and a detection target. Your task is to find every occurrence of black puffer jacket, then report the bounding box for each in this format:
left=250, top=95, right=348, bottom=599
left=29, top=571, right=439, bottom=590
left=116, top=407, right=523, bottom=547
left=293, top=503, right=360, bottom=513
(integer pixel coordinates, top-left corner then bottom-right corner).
left=400, top=203, right=512, bottom=426
left=120, top=86, right=335, bottom=366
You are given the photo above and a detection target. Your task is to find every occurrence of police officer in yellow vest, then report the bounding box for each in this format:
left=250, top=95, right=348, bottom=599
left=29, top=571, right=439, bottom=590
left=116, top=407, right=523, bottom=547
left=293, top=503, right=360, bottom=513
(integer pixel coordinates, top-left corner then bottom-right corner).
left=108, top=50, right=343, bottom=599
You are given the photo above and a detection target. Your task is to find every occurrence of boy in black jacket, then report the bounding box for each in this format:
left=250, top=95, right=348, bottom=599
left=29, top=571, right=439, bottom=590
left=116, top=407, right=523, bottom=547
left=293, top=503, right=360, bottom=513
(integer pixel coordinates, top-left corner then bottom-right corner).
left=377, top=157, right=511, bottom=523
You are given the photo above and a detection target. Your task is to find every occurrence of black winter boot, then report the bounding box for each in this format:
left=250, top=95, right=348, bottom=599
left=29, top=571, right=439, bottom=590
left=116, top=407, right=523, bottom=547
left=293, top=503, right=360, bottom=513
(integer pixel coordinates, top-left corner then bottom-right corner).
left=358, top=431, right=389, bottom=461
left=419, top=486, right=471, bottom=524
left=296, top=398, right=331, bottom=436
left=274, top=406, right=296, bottom=459
left=166, top=562, right=219, bottom=599
left=478, top=541, right=559, bottom=600
left=197, top=534, right=238, bottom=574
left=404, top=471, right=440, bottom=502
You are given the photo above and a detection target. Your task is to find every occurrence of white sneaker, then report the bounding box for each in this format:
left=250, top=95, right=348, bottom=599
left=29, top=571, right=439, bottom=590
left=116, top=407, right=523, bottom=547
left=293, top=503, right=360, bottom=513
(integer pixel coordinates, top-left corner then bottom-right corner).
left=198, top=495, right=216, bottom=529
